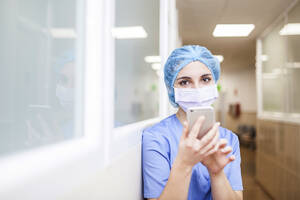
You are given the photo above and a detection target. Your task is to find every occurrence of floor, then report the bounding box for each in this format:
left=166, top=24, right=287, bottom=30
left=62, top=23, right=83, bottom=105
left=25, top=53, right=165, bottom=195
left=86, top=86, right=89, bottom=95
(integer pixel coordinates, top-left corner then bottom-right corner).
left=240, top=146, right=272, bottom=200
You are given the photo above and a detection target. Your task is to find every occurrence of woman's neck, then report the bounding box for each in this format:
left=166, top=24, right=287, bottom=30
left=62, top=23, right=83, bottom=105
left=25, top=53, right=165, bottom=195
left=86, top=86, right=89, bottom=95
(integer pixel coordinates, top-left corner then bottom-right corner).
left=176, top=107, right=187, bottom=125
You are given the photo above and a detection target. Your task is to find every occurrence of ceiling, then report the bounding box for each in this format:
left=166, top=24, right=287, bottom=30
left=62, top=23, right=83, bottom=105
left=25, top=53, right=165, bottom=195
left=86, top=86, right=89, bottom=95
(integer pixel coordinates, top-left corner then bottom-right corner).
left=177, top=0, right=295, bottom=68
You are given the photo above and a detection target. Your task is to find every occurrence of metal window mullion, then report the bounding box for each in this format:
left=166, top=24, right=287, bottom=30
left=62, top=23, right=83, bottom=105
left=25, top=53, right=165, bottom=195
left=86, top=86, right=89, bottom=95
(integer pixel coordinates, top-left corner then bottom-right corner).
left=159, top=0, right=170, bottom=118
left=103, top=0, right=115, bottom=166
left=83, top=0, right=103, bottom=143
left=256, top=39, right=263, bottom=117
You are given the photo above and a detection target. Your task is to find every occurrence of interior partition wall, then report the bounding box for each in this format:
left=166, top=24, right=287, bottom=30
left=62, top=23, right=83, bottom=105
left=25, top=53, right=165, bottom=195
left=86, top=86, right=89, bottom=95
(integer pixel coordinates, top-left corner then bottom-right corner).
left=256, top=0, right=300, bottom=199
left=0, top=0, right=178, bottom=199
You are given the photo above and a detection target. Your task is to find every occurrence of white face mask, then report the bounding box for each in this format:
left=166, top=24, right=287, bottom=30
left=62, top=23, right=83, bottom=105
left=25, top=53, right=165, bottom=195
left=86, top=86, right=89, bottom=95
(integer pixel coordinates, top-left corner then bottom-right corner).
left=174, top=84, right=219, bottom=112
left=56, top=85, right=74, bottom=110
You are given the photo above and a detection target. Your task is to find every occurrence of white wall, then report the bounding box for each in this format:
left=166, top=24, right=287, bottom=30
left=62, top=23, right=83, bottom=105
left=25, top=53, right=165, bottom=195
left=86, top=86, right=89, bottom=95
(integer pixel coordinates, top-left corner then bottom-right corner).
left=218, top=66, right=257, bottom=112
left=63, top=144, right=143, bottom=200
left=0, top=144, right=143, bottom=200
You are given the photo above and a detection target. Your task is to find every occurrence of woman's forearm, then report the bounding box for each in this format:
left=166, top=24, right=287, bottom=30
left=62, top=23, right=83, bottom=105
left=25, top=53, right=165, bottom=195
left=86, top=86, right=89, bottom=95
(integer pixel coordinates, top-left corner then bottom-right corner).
left=158, top=159, right=193, bottom=200
left=210, top=170, right=242, bottom=200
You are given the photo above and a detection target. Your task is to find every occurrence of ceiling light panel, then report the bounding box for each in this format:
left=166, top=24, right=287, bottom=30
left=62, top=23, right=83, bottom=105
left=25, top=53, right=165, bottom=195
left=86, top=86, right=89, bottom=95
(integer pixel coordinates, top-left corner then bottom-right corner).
left=213, top=24, right=255, bottom=37
left=279, top=23, right=300, bottom=36
left=112, top=26, right=148, bottom=39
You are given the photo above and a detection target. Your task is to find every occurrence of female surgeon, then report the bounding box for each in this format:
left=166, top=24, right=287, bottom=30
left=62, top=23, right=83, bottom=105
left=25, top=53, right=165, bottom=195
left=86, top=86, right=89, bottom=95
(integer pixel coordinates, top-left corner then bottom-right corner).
left=142, top=45, right=243, bottom=200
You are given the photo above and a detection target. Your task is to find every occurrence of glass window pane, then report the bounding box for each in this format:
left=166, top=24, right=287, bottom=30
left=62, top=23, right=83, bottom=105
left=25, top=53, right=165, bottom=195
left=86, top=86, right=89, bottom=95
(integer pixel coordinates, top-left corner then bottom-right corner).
left=287, top=2, right=300, bottom=113
left=114, top=0, right=160, bottom=127
left=262, top=76, right=285, bottom=112
left=261, top=19, right=287, bottom=112
left=261, top=19, right=287, bottom=74
left=287, top=68, right=300, bottom=113
left=0, top=0, right=83, bottom=155
left=287, top=2, right=300, bottom=63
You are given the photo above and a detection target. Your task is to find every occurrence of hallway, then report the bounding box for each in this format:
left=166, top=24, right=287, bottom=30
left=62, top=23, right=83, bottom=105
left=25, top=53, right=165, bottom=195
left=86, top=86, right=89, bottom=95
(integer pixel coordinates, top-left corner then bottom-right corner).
left=241, top=146, right=272, bottom=200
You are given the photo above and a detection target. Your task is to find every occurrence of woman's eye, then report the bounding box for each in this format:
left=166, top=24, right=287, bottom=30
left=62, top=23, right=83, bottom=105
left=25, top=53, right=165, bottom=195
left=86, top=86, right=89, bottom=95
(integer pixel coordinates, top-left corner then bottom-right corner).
left=179, top=80, right=190, bottom=86
left=202, top=77, right=211, bottom=83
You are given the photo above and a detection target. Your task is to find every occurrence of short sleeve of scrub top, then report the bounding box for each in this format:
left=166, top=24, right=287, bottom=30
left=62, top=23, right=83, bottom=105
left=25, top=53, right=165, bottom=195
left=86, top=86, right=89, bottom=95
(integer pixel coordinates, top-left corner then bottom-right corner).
left=142, top=114, right=243, bottom=200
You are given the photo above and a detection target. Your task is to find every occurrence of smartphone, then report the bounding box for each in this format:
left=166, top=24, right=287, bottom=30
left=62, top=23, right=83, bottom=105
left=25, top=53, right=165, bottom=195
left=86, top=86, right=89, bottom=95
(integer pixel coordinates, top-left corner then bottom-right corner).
left=187, top=106, right=215, bottom=139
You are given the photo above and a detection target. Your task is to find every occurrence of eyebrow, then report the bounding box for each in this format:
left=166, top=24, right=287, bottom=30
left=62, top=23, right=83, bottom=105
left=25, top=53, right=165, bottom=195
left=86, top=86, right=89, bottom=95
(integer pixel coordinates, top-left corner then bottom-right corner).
left=201, top=73, right=212, bottom=77
left=176, top=73, right=212, bottom=80
left=176, top=76, right=192, bottom=81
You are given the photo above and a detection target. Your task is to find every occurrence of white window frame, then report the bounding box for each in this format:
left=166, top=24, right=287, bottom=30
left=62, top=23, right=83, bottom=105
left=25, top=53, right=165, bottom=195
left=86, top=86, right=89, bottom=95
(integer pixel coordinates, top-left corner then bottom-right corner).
left=0, top=0, right=106, bottom=194
left=256, top=0, right=300, bottom=125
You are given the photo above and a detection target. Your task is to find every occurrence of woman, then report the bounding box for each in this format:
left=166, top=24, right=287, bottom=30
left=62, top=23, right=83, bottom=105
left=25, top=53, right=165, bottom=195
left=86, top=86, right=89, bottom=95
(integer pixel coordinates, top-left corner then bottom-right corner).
left=142, top=45, right=243, bottom=200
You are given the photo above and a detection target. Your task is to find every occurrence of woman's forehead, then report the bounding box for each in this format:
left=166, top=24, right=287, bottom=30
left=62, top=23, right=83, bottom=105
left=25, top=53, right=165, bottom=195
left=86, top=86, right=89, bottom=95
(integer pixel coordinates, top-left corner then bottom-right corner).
left=177, top=61, right=211, bottom=77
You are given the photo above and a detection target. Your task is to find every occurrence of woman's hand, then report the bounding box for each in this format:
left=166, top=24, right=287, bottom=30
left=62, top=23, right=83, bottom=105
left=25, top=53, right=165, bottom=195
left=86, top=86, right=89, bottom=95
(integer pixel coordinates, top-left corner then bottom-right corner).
left=202, top=139, right=235, bottom=175
left=174, top=116, right=220, bottom=170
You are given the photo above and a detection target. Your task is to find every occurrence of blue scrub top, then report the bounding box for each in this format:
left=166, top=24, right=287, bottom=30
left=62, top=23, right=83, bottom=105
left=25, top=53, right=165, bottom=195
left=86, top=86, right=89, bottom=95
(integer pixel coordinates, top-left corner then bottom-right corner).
left=142, top=114, right=243, bottom=200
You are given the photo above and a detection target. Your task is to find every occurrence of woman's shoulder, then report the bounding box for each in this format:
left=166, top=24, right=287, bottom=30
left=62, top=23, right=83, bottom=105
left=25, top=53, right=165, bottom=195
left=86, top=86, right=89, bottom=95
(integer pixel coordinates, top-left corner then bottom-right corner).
left=142, top=114, right=177, bottom=140
left=219, top=126, right=240, bottom=146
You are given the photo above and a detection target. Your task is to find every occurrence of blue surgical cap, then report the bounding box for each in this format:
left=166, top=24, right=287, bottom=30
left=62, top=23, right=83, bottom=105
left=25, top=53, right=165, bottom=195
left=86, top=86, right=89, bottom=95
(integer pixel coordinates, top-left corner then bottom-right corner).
left=164, top=45, right=220, bottom=107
